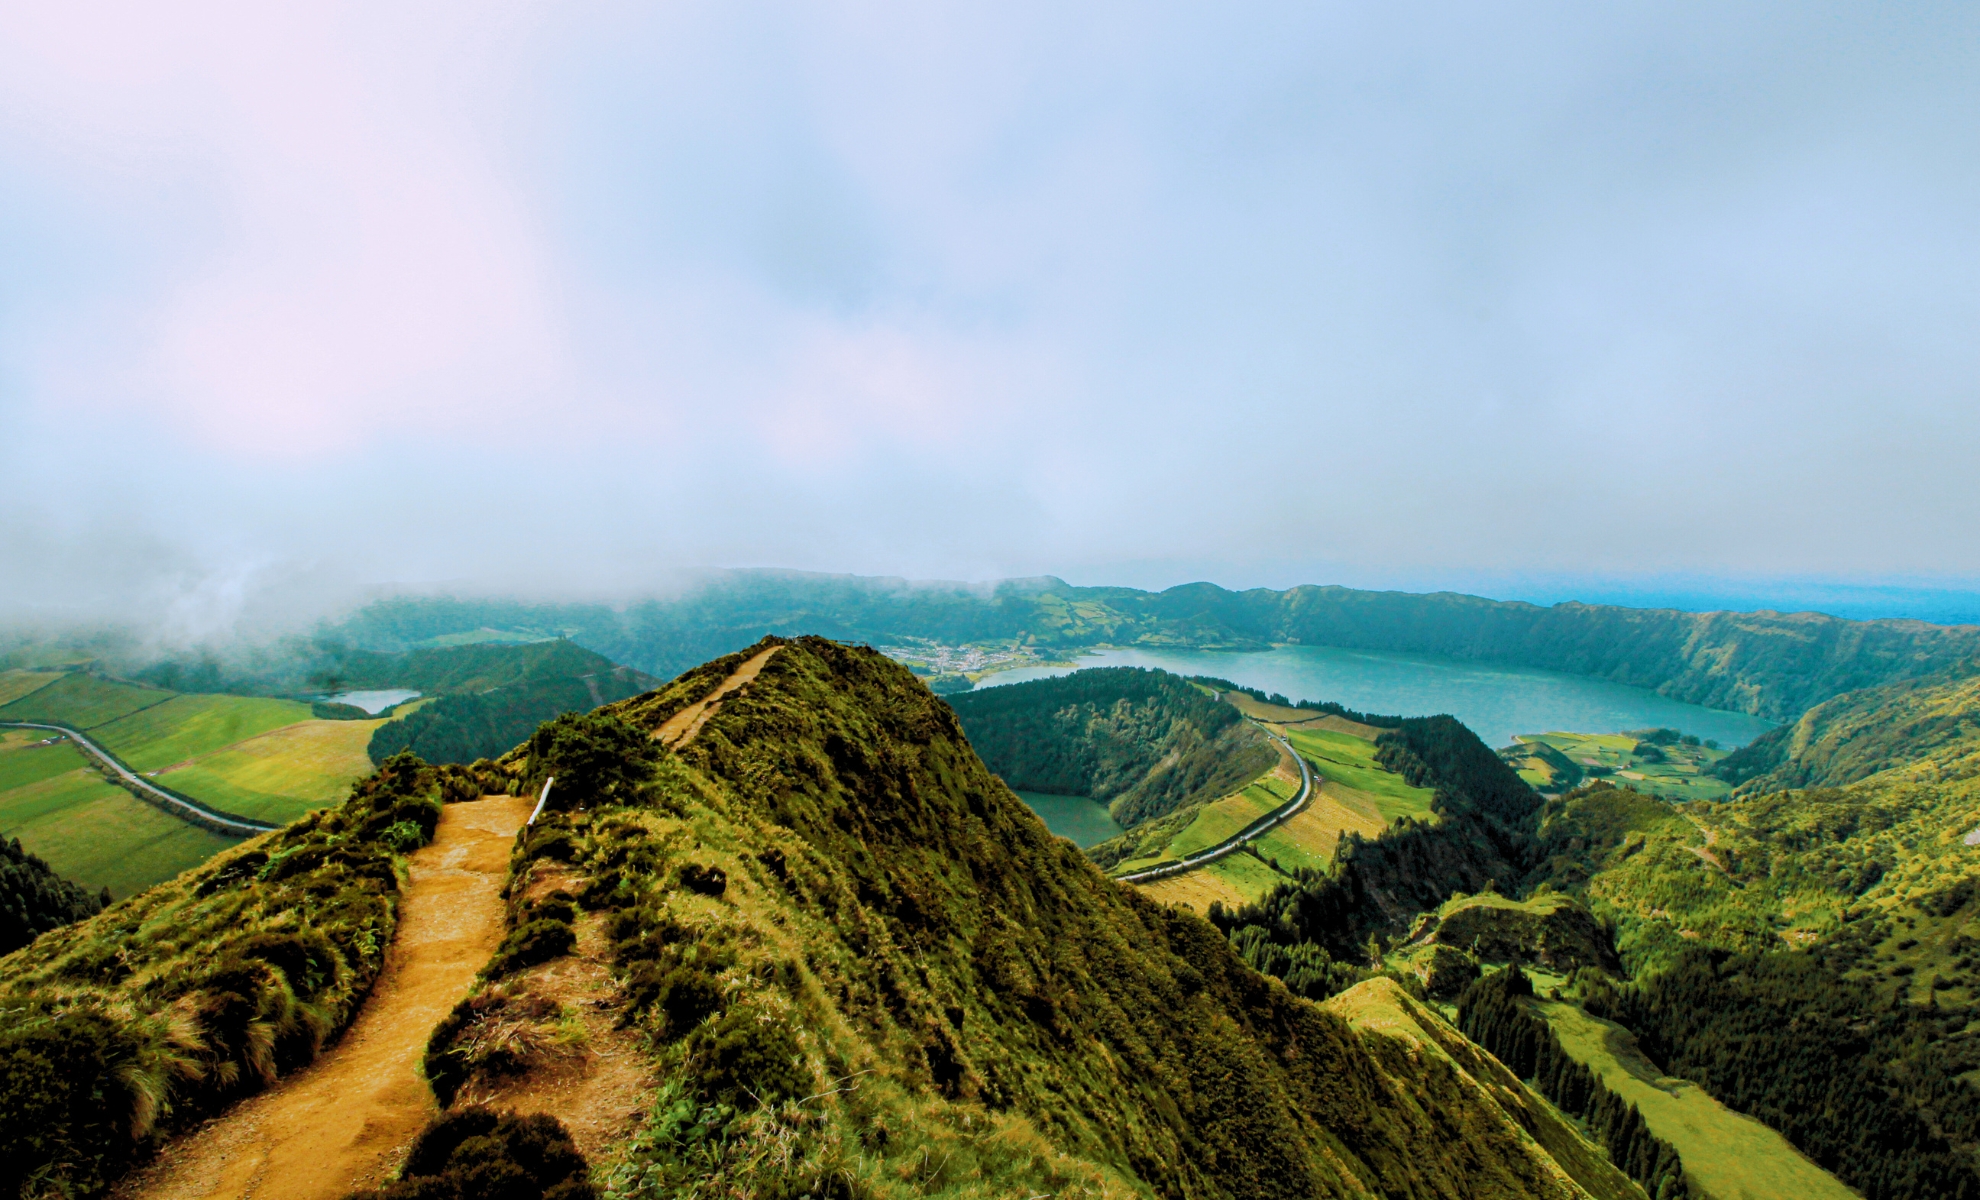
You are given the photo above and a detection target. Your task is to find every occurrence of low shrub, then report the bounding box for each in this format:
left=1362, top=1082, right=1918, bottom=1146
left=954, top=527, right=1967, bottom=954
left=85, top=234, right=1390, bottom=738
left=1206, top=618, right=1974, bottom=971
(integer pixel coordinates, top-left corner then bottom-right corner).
left=484, top=920, right=575, bottom=980
left=521, top=712, right=662, bottom=812
left=0, top=1005, right=141, bottom=1200
left=346, top=1106, right=594, bottom=1200
left=423, top=988, right=565, bottom=1108
left=688, top=1007, right=808, bottom=1110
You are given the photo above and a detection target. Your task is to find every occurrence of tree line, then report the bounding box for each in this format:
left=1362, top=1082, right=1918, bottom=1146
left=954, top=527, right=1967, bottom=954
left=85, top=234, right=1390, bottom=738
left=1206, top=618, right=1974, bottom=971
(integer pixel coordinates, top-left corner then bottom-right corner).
left=1590, top=945, right=1980, bottom=1200
left=1457, top=966, right=1692, bottom=1200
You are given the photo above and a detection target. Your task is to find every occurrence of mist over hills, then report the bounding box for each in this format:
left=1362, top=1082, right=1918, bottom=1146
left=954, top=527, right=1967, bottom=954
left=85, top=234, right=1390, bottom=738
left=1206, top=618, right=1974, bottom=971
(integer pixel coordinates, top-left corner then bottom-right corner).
left=322, top=571, right=1980, bottom=721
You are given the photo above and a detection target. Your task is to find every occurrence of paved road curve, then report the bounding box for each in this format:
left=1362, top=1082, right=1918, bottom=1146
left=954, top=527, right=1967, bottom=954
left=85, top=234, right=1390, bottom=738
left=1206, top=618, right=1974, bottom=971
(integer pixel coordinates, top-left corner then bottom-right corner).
left=1115, top=725, right=1314, bottom=885
left=0, top=719, right=278, bottom=836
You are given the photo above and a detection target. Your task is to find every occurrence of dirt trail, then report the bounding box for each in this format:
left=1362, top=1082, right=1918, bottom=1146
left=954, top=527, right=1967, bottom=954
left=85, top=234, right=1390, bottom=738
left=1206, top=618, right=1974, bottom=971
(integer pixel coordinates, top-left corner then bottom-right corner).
left=118, top=796, right=533, bottom=1200
left=655, top=645, right=781, bottom=748
left=454, top=862, right=656, bottom=1165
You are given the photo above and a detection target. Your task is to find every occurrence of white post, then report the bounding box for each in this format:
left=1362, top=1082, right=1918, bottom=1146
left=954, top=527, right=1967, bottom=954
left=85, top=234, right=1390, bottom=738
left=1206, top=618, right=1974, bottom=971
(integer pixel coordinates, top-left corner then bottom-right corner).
left=527, top=776, right=555, bottom=826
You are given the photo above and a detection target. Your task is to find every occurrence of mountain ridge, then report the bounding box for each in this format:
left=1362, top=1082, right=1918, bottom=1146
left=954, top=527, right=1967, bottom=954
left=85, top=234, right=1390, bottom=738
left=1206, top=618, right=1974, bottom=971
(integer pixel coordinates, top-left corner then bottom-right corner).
left=328, top=572, right=1980, bottom=721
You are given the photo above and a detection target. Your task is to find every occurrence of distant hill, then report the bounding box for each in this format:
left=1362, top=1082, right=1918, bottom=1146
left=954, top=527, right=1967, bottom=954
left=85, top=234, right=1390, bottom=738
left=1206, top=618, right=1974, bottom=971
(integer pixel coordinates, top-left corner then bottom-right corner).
left=361, top=641, right=657, bottom=766
left=327, top=571, right=1980, bottom=721
left=1714, top=662, right=1980, bottom=790
left=944, top=667, right=1275, bottom=829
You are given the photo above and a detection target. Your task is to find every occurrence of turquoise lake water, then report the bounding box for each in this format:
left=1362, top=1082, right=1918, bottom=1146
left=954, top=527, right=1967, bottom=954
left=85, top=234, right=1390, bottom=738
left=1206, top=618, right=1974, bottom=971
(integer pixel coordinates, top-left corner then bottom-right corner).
left=979, top=645, right=1774, bottom=750
left=1014, top=790, right=1124, bottom=847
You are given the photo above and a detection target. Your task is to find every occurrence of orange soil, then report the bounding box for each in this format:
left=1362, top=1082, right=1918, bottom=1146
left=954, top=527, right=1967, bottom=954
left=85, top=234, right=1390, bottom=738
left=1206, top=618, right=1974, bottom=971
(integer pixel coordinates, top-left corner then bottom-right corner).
left=117, top=796, right=533, bottom=1200
left=455, top=862, right=656, bottom=1164
left=654, top=646, right=781, bottom=748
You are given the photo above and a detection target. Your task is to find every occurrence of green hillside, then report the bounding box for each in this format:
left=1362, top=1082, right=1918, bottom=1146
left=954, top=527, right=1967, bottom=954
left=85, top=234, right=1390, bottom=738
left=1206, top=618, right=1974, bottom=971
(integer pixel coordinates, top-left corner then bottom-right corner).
left=537, top=637, right=1637, bottom=1196
left=363, top=640, right=658, bottom=766
left=1510, top=670, right=1980, bottom=1198
left=1716, top=664, right=1980, bottom=791
left=946, top=667, right=1277, bottom=831
left=1531, top=996, right=1857, bottom=1200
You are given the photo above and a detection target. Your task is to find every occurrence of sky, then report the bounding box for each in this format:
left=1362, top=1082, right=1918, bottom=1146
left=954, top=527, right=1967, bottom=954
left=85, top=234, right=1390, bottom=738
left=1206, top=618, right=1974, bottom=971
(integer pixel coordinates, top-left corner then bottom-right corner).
left=3, top=2, right=1979, bottom=635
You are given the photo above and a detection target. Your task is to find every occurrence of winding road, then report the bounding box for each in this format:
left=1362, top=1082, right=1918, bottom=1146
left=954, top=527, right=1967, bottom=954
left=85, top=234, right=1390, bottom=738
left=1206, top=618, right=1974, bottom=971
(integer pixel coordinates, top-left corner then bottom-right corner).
left=0, top=719, right=278, bottom=836
left=1115, top=725, right=1314, bottom=884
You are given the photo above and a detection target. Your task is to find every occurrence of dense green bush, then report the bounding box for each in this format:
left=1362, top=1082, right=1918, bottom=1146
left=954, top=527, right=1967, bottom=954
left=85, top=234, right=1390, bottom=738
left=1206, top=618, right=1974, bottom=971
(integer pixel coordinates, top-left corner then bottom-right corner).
left=346, top=1106, right=594, bottom=1200
left=422, top=988, right=565, bottom=1108
left=687, top=1007, right=808, bottom=1110
left=521, top=712, right=662, bottom=811
left=0, top=1006, right=141, bottom=1200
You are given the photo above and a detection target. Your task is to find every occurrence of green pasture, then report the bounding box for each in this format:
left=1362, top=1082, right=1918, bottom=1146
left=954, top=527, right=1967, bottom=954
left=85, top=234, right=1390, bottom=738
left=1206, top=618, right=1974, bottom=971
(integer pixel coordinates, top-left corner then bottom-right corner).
left=91, top=693, right=313, bottom=772
left=0, top=762, right=239, bottom=897
left=1286, top=727, right=1435, bottom=821
left=0, top=670, right=62, bottom=708
left=1251, top=822, right=1330, bottom=872
left=1522, top=732, right=1732, bottom=801
left=1014, top=791, right=1124, bottom=848
left=1168, top=789, right=1278, bottom=859
left=1203, top=849, right=1293, bottom=895
left=158, top=716, right=385, bottom=825
left=1534, top=1000, right=1857, bottom=1200
left=0, top=732, right=92, bottom=793
left=0, top=672, right=175, bottom=730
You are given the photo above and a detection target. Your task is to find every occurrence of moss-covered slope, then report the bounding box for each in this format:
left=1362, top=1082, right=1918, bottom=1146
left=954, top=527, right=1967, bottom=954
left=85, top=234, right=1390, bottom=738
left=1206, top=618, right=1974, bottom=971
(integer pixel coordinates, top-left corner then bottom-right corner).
left=528, top=637, right=1623, bottom=1198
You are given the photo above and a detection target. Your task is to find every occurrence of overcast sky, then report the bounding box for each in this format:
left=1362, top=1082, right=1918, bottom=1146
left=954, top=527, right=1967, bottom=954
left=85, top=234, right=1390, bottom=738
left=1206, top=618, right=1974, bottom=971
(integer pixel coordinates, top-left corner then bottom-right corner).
left=3, top=2, right=1978, bottom=633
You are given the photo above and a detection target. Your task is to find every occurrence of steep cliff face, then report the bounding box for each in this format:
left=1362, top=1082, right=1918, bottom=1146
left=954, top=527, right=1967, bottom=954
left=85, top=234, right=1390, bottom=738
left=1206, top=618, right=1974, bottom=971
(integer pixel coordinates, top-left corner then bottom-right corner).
left=535, top=637, right=1628, bottom=1198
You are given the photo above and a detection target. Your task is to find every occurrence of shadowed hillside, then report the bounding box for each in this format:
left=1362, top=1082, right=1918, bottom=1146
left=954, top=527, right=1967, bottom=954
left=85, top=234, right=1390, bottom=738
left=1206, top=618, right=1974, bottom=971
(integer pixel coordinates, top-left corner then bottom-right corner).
left=945, top=667, right=1275, bottom=828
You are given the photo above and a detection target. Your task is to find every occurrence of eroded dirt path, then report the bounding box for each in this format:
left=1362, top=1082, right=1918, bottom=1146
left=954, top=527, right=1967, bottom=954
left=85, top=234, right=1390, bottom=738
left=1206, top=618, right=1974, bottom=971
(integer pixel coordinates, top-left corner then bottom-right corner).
left=118, top=796, right=533, bottom=1200
left=455, top=861, right=656, bottom=1166
left=655, top=645, right=781, bottom=748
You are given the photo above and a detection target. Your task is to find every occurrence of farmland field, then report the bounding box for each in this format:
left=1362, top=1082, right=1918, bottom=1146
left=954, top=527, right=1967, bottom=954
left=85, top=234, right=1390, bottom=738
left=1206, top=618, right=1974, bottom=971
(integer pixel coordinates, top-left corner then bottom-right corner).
left=1123, top=718, right=1436, bottom=908
left=1534, top=1000, right=1856, bottom=1200
left=0, top=671, right=175, bottom=729
left=159, top=716, right=403, bottom=824
left=0, top=670, right=61, bottom=708
left=1286, top=726, right=1436, bottom=821
left=1135, top=850, right=1284, bottom=913
left=0, top=744, right=239, bottom=897
left=1509, top=731, right=1732, bottom=800
left=91, top=693, right=314, bottom=772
